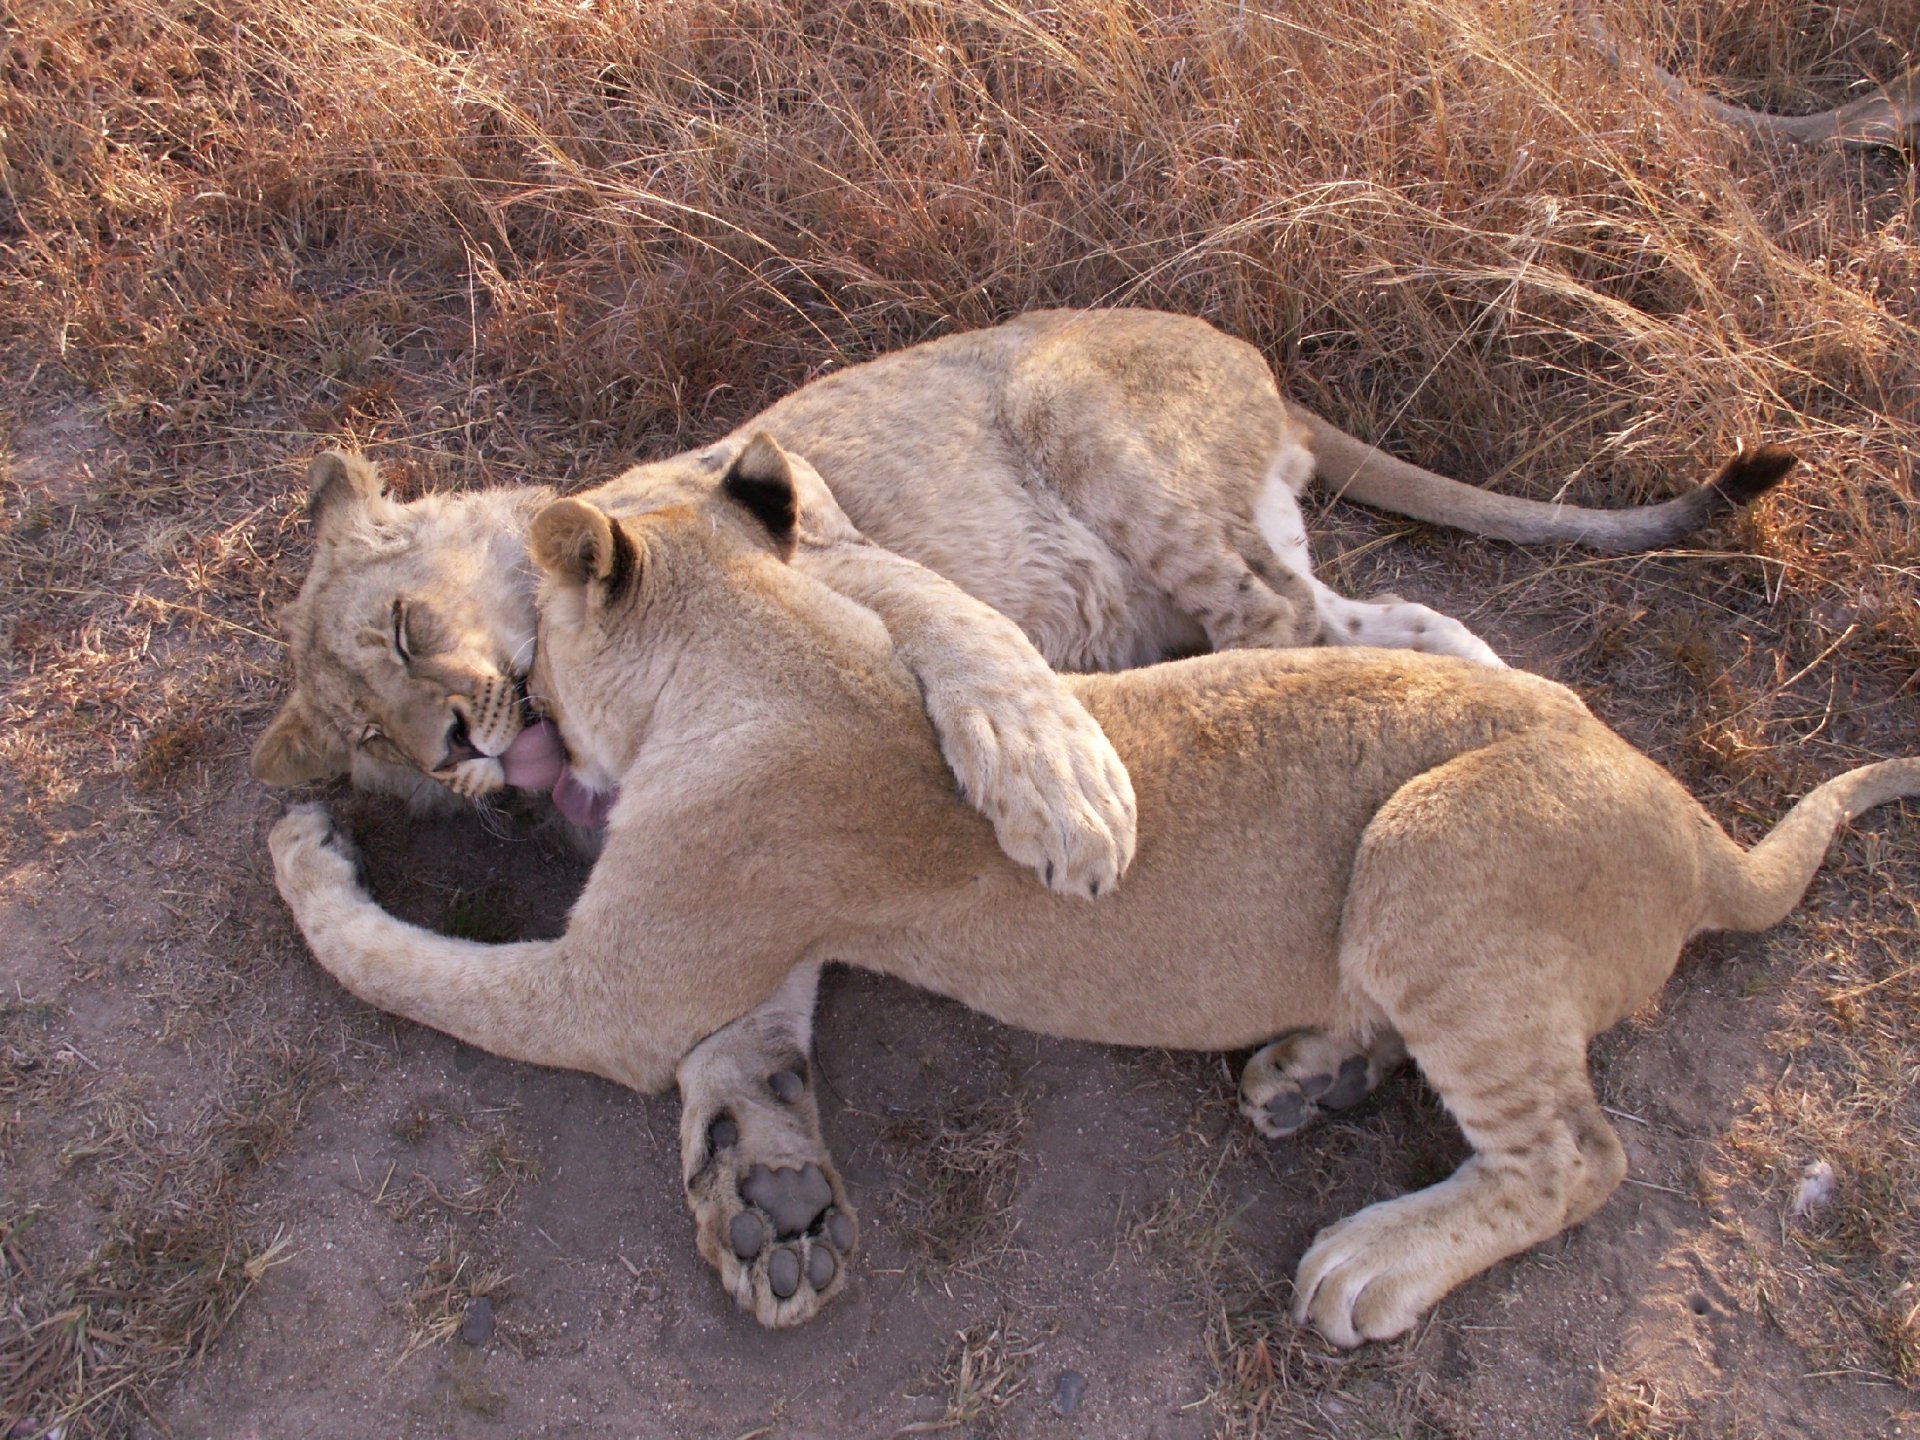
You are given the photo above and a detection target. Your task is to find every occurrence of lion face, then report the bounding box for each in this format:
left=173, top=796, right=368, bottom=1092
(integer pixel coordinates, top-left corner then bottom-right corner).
left=251, top=453, right=548, bottom=800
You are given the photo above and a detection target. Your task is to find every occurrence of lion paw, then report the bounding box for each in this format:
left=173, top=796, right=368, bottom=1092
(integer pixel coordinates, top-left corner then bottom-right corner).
left=684, top=1066, right=856, bottom=1327
left=1240, top=1029, right=1403, bottom=1140
left=268, top=802, right=363, bottom=904
left=940, top=693, right=1138, bottom=900
left=1292, top=1198, right=1451, bottom=1348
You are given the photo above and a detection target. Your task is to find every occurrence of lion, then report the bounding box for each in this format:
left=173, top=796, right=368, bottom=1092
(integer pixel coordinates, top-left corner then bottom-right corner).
left=250, top=308, right=1792, bottom=1323
left=266, top=434, right=1916, bottom=1346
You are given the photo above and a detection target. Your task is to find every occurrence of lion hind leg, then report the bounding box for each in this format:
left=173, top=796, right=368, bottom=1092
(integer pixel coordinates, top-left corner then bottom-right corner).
left=676, top=964, right=858, bottom=1328
left=1293, top=739, right=1661, bottom=1345
left=1293, top=1032, right=1624, bottom=1347
left=1309, top=579, right=1506, bottom=668
left=1239, top=1027, right=1406, bottom=1139
left=1078, top=441, right=1318, bottom=652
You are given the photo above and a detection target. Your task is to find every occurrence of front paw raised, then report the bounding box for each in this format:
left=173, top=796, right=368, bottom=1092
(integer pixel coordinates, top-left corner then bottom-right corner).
left=941, top=693, right=1137, bottom=900
left=683, top=1068, right=857, bottom=1327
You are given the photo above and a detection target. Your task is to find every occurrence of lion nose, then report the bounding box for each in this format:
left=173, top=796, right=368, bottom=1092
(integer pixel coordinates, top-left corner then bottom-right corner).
left=440, top=710, right=482, bottom=767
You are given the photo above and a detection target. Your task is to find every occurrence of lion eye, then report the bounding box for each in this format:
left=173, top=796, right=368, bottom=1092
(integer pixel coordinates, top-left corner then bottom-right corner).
left=390, top=599, right=412, bottom=665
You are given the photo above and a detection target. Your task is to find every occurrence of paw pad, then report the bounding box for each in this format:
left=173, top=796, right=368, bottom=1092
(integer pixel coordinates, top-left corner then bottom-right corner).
left=1301, top=1055, right=1372, bottom=1111
left=768, top=1247, right=802, bottom=1299
left=743, top=1162, right=834, bottom=1238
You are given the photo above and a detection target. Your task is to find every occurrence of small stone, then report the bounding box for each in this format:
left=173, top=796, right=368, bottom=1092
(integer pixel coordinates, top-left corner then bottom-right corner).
left=1053, top=1370, right=1087, bottom=1416
left=459, top=1295, right=496, bottom=1345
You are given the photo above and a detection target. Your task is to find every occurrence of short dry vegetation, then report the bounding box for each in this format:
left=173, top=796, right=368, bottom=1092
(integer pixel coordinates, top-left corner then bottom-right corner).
left=2, top=0, right=1915, bottom=1435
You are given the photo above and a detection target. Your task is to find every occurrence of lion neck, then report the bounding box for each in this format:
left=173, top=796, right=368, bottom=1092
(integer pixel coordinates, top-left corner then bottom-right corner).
left=559, top=524, right=920, bottom=795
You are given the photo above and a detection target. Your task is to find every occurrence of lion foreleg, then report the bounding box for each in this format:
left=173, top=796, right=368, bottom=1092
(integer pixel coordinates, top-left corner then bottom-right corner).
left=797, top=538, right=1137, bottom=900
left=676, top=964, right=859, bottom=1327
left=268, top=804, right=644, bottom=1087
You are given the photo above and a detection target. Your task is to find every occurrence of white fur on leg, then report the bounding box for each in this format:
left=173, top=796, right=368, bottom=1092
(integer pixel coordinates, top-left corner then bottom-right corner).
left=1255, top=459, right=1506, bottom=669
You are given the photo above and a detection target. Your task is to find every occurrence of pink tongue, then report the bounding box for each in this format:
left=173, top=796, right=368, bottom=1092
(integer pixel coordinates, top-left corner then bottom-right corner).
left=501, top=720, right=616, bottom=830
left=552, top=766, right=616, bottom=830
left=501, top=720, right=565, bottom=790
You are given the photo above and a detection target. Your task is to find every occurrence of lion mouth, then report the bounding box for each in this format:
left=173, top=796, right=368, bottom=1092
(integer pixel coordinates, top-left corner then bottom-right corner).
left=501, top=718, right=617, bottom=830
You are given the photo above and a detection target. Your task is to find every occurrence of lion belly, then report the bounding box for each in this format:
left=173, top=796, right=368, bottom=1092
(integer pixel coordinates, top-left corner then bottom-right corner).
left=822, top=648, right=1589, bottom=1052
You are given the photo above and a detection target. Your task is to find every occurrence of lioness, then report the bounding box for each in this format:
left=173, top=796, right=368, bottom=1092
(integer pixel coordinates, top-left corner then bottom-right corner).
left=267, top=436, right=1915, bottom=1347
left=253, top=308, right=1792, bottom=1322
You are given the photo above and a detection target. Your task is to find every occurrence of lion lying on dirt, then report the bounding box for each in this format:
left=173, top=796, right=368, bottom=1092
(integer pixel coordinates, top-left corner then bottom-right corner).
left=267, top=435, right=1915, bottom=1346
left=250, top=308, right=1793, bottom=1325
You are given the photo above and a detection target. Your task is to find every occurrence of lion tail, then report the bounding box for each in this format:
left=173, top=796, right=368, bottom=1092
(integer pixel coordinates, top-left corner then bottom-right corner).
left=1699, top=759, right=1920, bottom=933
left=1295, top=408, right=1796, bottom=553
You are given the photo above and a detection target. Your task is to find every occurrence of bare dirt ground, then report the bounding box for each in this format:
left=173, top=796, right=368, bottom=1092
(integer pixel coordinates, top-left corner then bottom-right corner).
left=3, top=2, right=1917, bottom=1437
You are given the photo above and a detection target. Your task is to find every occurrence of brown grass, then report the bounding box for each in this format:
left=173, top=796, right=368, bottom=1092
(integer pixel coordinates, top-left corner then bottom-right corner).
left=1, top=0, right=1916, bottom=1431
left=882, top=1087, right=1033, bottom=1275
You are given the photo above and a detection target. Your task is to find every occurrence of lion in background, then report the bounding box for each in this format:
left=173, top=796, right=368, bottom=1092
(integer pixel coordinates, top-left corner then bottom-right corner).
left=251, top=308, right=1792, bottom=1323
left=266, top=434, right=1914, bottom=1345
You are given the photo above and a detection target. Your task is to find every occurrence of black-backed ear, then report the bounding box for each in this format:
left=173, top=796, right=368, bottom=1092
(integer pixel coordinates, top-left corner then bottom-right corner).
left=721, top=432, right=798, bottom=557
left=251, top=694, right=350, bottom=786
left=529, top=498, right=639, bottom=600
left=306, top=451, right=389, bottom=541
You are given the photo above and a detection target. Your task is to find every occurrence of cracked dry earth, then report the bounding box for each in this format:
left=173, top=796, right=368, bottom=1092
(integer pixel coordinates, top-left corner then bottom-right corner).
left=5, top=467, right=1917, bottom=1440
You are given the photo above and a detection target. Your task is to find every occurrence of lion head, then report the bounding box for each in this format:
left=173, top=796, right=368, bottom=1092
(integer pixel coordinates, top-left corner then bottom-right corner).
left=250, top=452, right=550, bottom=802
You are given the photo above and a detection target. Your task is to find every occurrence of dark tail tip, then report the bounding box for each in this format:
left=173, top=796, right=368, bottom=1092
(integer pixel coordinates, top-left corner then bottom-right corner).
left=1708, top=444, right=1799, bottom=507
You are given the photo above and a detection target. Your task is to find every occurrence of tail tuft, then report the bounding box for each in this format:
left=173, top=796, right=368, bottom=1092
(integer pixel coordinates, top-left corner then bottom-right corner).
left=1707, top=445, right=1798, bottom=507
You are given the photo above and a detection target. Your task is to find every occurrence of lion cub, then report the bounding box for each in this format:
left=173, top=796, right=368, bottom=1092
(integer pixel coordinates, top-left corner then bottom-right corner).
left=270, top=434, right=1916, bottom=1347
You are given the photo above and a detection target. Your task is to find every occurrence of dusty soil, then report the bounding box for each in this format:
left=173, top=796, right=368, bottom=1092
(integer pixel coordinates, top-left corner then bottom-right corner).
left=4, top=427, right=1915, bottom=1438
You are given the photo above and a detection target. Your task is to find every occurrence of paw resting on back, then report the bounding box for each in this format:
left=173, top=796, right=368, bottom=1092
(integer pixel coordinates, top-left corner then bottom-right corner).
left=683, top=1061, right=857, bottom=1327
left=940, top=691, right=1138, bottom=900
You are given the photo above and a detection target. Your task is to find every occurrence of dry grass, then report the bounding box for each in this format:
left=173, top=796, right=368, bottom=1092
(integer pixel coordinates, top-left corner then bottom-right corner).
left=397, top=1235, right=509, bottom=1364
left=882, top=1088, right=1033, bottom=1275
left=901, top=1318, right=1043, bottom=1435
left=1, top=0, right=1916, bottom=1431
left=0, top=1042, right=319, bottom=1437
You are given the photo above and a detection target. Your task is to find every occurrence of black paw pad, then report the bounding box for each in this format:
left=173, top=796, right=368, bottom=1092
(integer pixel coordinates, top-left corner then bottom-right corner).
left=1319, top=1055, right=1373, bottom=1111
left=707, top=1112, right=739, bottom=1152
left=826, top=1209, right=855, bottom=1251
left=743, top=1162, right=834, bottom=1238
left=768, top=1246, right=801, bottom=1300
left=807, top=1245, right=837, bottom=1290
left=1262, top=1090, right=1313, bottom=1133
left=729, top=1212, right=764, bottom=1260
left=768, top=1069, right=805, bottom=1104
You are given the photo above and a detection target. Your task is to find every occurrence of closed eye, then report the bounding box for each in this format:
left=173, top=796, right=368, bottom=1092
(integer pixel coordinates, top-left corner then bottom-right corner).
left=390, top=599, right=412, bottom=666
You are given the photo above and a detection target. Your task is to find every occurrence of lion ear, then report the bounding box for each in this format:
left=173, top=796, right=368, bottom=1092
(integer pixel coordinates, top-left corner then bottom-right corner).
left=306, top=451, right=390, bottom=540
left=530, top=498, right=639, bottom=601
left=251, top=695, right=349, bottom=786
left=721, top=432, right=797, bottom=557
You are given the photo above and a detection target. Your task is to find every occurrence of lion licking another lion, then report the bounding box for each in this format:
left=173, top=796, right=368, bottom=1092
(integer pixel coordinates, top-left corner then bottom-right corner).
left=255, top=309, right=1889, bottom=1340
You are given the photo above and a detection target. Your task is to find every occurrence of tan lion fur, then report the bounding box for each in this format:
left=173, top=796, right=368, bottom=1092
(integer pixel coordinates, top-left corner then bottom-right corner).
left=268, top=439, right=1913, bottom=1347
left=253, top=308, right=1788, bottom=823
